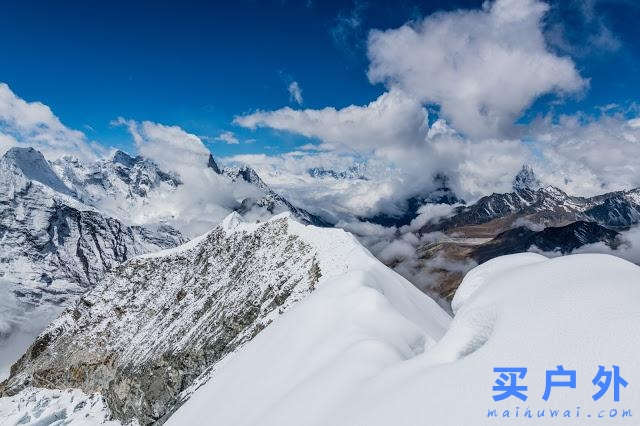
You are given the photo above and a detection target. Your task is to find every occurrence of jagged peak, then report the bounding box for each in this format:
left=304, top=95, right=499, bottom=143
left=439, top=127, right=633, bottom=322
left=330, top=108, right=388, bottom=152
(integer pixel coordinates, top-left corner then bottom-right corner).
left=513, top=164, right=542, bottom=192
left=207, top=153, right=222, bottom=174
left=2, top=146, right=74, bottom=196
left=224, top=164, right=266, bottom=186
left=111, top=149, right=137, bottom=167
left=3, top=146, right=45, bottom=163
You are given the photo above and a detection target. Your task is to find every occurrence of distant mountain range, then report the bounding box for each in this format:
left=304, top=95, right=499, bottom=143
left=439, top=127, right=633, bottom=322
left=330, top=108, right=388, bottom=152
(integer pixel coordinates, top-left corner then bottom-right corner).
left=307, top=165, right=368, bottom=181
left=359, top=165, right=639, bottom=301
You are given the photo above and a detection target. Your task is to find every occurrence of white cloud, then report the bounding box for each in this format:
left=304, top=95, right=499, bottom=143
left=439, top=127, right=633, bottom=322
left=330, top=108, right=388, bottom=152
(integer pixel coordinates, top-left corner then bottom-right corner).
left=235, top=90, right=428, bottom=153
left=113, top=118, right=278, bottom=236
left=112, top=117, right=212, bottom=174
left=234, top=86, right=534, bottom=207
left=527, top=113, right=640, bottom=196
left=214, top=131, right=240, bottom=145
left=222, top=150, right=398, bottom=220
left=366, top=0, right=587, bottom=139
left=0, top=83, right=102, bottom=161
left=288, top=81, right=303, bottom=105
left=231, top=0, right=596, bottom=205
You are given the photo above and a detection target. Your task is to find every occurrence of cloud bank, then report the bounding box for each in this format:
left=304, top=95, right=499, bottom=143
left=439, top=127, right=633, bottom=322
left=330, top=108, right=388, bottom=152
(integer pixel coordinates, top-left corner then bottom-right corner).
left=0, top=83, right=101, bottom=161
left=367, top=0, right=587, bottom=139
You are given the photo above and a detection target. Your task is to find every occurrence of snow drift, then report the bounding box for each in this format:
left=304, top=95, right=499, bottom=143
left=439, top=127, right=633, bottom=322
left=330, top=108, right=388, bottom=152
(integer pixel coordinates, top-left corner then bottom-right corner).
left=169, top=253, right=640, bottom=425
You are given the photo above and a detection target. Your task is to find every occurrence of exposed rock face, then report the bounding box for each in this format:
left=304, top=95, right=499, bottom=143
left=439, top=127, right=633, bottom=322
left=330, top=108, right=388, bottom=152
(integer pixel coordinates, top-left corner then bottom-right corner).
left=225, top=164, right=331, bottom=227
left=1, top=214, right=330, bottom=424
left=421, top=184, right=640, bottom=236
left=0, top=148, right=185, bottom=308
left=584, top=190, right=640, bottom=227
left=471, top=221, right=620, bottom=263
left=206, top=153, right=222, bottom=174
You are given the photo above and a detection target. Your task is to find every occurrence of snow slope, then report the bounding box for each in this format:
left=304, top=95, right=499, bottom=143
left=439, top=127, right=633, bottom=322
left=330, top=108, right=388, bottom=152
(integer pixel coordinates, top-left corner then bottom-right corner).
left=168, top=253, right=640, bottom=425
left=0, top=387, right=122, bottom=425
left=1, top=213, right=447, bottom=424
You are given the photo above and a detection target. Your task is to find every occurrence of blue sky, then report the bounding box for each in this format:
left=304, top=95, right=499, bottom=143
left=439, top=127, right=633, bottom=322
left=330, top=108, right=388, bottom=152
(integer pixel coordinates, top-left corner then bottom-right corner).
left=1, top=0, right=639, bottom=157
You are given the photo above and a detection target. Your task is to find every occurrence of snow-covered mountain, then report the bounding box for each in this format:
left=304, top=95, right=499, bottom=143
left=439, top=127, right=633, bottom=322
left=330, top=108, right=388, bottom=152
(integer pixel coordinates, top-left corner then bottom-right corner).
left=0, top=212, right=449, bottom=424
left=307, top=164, right=367, bottom=180
left=0, top=145, right=333, bottom=380
left=223, top=165, right=330, bottom=227
left=51, top=150, right=182, bottom=216
left=0, top=147, right=186, bottom=379
left=351, top=166, right=640, bottom=306
left=1, top=166, right=640, bottom=425
left=51, top=149, right=327, bottom=231
left=0, top=147, right=186, bottom=299
left=422, top=166, right=640, bottom=236
left=159, top=253, right=640, bottom=426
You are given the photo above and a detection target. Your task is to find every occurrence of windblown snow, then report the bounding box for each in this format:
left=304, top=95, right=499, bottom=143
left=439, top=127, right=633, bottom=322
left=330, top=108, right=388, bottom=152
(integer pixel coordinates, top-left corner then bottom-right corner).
left=168, top=253, right=640, bottom=426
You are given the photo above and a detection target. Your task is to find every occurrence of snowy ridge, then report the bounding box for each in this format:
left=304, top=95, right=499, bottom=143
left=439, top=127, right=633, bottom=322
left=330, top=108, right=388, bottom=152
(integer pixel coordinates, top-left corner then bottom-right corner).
left=0, top=213, right=438, bottom=424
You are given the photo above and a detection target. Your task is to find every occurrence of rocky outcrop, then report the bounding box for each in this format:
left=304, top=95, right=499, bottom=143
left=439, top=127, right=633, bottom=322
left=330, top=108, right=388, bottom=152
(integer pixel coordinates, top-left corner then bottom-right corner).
left=1, top=214, right=327, bottom=424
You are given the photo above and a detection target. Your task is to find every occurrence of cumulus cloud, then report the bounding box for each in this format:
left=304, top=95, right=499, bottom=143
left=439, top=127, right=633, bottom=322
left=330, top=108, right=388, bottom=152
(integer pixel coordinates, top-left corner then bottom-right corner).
left=366, top=0, right=587, bottom=139
left=222, top=150, right=400, bottom=221
left=232, top=0, right=594, bottom=206
left=215, top=131, right=240, bottom=145
left=235, top=90, right=428, bottom=152
left=112, top=117, right=211, bottom=175
left=287, top=81, right=303, bottom=105
left=113, top=118, right=268, bottom=235
left=0, top=83, right=102, bottom=161
left=528, top=113, right=640, bottom=196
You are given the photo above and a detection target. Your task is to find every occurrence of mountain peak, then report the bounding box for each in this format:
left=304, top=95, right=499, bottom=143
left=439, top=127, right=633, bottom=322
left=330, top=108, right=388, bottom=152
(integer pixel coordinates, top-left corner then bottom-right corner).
left=2, top=147, right=74, bottom=196
left=513, top=164, right=542, bottom=192
left=207, top=153, right=222, bottom=174
left=111, top=149, right=137, bottom=167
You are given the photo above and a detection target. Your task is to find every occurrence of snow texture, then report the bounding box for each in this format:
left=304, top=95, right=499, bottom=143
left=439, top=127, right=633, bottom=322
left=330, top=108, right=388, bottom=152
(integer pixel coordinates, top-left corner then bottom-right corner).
left=169, top=253, right=640, bottom=425
left=0, top=387, right=122, bottom=425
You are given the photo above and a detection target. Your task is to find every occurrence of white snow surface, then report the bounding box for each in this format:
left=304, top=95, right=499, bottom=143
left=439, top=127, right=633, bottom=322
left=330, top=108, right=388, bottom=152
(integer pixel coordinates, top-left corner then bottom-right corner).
left=218, top=212, right=452, bottom=339
left=0, top=387, right=122, bottom=425
left=168, top=252, right=640, bottom=425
